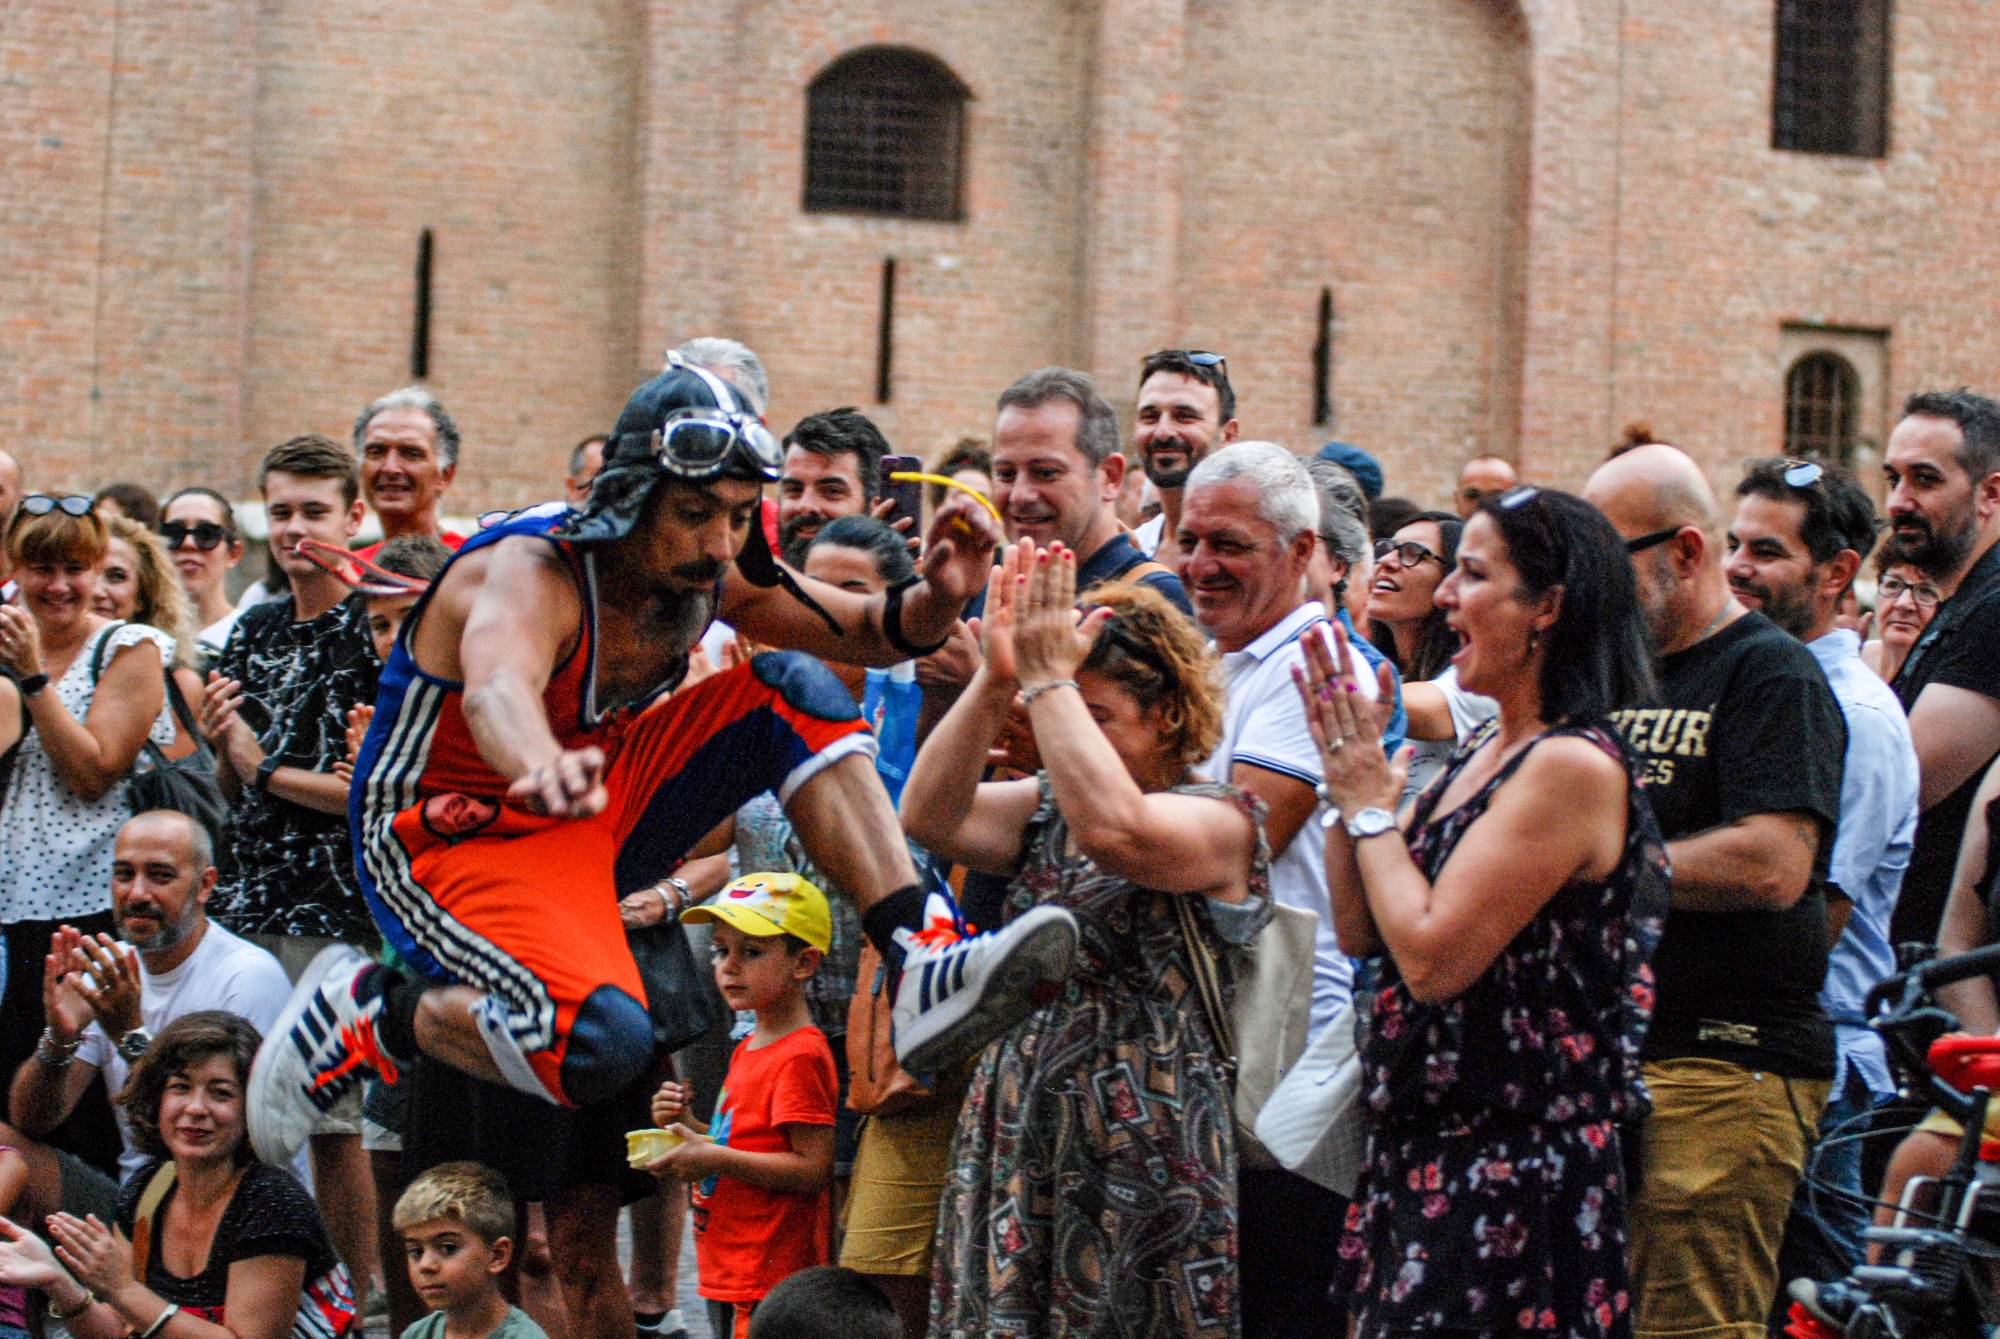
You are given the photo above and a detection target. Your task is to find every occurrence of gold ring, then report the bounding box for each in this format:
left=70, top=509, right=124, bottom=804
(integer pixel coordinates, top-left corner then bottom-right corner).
left=1329, top=736, right=1346, bottom=754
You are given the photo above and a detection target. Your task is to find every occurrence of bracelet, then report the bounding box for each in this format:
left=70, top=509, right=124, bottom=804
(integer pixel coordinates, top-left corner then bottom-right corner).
left=881, top=580, right=951, bottom=659
left=1019, top=679, right=1078, bottom=708
left=660, top=877, right=692, bottom=918
left=140, top=1303, right=179, bottom=1338
left=37, top=1027, right=79, bottom=1068
left=16, top=673, right=48, bottom=698
left=46, top=1290, right=92, bottom=1321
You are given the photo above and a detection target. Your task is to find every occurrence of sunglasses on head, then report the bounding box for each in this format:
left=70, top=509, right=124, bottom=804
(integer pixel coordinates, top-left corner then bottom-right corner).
left=18, top=495, right=93, bottom=518
left=1781, top=458, right=1824, bottom=488
left=157, top=520, right=230, bottom=552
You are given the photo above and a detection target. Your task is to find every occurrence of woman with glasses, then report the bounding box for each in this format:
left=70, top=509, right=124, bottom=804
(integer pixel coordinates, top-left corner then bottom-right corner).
left=1863, top=555, right=1949, bottom=684
left=1300, top=487, right=1667, bottom=1339
left=905, top=544, right=1269, bottom=1339
left=0, top=498, right=175, bottom=1105
left=158, top=489, right=246, bottom=663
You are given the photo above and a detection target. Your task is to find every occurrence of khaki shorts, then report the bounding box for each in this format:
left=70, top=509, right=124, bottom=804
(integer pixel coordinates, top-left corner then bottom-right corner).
left=1913, top=1101, right=2000, bottom=1144
left=1630, top=1057, right=1830, bottom=1339
left=839, top=1071, right=970, bottom=1278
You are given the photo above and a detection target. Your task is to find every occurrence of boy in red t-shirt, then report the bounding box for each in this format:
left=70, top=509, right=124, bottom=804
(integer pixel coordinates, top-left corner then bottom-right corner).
left=645, top=873, right=838, bottom=1339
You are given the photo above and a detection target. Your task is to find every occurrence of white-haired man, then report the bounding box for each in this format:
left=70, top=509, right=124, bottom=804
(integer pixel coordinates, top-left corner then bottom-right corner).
left=1178, top=440, right=1394, bottom=1337
left=354, top=387, right=465, bottom=558
left=672, top=337, right=770, bottom=417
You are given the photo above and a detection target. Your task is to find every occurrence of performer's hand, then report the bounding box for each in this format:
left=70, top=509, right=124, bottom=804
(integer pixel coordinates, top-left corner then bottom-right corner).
left=917, top=493, right=1002, bottom=609
left=507, top=747, right=608, bottom=819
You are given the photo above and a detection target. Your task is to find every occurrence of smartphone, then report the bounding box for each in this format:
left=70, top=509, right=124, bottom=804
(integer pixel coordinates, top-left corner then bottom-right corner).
left=878, top=454, right=924, bottom=541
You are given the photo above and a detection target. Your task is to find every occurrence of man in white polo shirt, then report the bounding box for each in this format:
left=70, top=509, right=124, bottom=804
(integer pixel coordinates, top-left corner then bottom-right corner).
left=1180, top=441, right=1395, bottom=1339
left=0, top=810, right=294, bottom=1218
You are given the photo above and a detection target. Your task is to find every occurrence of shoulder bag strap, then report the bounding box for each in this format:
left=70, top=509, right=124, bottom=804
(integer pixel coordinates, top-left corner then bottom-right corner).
left=1173, top=895, right=1238, bottom=1088
left=1112, top=559, right=1175, bottom=587
left=86, top=620, right=130, bottom=687
left=129, top=1161, right=178, bottom=1283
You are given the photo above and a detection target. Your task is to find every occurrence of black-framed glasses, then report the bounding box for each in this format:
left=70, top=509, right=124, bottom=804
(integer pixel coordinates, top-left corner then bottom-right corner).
left=1625, top=525, right=1685, bottom=555
left=1374, top=538, right=1445, bottom=569
left=18, top=495, right=92, bottom=518
left=157, top=520, right=229, bottom=552
left=1877, top=574, right=1942, bottom=609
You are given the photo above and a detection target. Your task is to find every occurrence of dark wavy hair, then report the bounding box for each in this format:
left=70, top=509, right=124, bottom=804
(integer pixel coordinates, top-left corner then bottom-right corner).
left=1477, top=488, right=1657, bottom=724
left=118, top=1010, right=261, bottom=1165
left=1370, top=510, right=1464, bottom=682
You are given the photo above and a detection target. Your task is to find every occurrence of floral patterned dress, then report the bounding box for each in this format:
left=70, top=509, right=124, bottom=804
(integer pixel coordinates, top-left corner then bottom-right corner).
left=930, top=776, right=1273, bottom=1339
left=1337, top=722, right=1670, bottom=1339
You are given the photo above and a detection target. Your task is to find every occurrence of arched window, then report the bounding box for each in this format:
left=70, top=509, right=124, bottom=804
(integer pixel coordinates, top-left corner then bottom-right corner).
left=804, top=47, right=968, bottom=222
left=1772, top=0, right=1889, bottom=156
left=1785, top=351, right=1862, bottom=463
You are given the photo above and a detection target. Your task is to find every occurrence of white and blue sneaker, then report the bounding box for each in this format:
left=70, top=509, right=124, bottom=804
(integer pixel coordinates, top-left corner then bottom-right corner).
left=891, top=893, right=1077, bottom=1076
left=247, top=945, right=402, bottom=1167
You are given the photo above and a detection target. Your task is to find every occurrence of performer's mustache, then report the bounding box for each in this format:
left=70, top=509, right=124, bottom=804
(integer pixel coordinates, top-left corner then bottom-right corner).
left=671, top=558, right=726, bottom=584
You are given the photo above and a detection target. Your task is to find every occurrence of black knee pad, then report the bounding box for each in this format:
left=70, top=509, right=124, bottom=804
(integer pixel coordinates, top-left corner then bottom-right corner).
left=559, top=984, right=654, bottom=1106
left=750, top=650, right=863, bottom=723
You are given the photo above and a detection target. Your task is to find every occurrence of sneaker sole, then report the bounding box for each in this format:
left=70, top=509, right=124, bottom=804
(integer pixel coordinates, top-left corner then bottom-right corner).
left=898, top=912, right=1078, bottom=1077
left=247, top=943, right=369, bottom=1167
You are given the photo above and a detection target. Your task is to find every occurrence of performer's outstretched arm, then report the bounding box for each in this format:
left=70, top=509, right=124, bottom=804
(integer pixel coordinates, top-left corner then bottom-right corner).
left=721, top=493, right=1000, bottom=663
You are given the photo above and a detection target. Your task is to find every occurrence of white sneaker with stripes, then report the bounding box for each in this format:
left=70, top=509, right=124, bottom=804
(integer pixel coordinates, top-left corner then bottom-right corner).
left=247, top=945, right=402, bottom=1167
left=890, top=892, right=1078, bottom=1076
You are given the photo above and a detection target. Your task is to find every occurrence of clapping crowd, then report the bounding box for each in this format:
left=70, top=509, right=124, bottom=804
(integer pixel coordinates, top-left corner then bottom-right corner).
left=1, top=339, right=1997, bottom=1339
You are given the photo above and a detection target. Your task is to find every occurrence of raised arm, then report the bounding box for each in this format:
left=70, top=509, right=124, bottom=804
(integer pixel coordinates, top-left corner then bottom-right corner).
left=1005, top=544, right=1256, bottom=897
left=721, top=494, right=999, bottom=666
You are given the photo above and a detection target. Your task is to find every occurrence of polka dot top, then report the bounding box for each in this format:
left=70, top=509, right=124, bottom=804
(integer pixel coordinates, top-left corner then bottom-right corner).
left=0, top=622, right=177, bottom=923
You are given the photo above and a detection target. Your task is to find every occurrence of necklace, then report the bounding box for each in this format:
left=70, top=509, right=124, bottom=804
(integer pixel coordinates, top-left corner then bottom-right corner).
left=1691, top=599, right=1737, bottom=646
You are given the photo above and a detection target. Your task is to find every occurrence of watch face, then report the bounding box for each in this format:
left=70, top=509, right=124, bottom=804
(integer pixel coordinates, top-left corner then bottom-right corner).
left=1351, top=808, right=1396, bottom=838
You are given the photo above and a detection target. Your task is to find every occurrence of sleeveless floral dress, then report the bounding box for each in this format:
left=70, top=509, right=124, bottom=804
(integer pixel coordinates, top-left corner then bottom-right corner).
left=1337, top=721, right=1670, bottom=1339
left=931, top=775, right=1273, bottom=1339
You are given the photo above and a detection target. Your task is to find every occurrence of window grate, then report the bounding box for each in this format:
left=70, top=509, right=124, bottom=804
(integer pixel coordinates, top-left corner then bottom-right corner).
left=805, top=49, right=967, bottom=222
left=1785, top=351, right=1861, bottom=463
left=1773, top=0, right=1889, bottom=156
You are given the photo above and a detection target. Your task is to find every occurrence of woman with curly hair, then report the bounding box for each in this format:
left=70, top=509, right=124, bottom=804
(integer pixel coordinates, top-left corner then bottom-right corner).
left=904, top=542, right=1271, bottom=1339
left=93, top=516, right=203, bottom=756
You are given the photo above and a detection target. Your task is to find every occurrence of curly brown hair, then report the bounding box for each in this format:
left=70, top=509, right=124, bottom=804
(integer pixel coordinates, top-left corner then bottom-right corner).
left=118, top=1011, right=261, bottom=1165
left=1074, top=581, right=1224, bottom=770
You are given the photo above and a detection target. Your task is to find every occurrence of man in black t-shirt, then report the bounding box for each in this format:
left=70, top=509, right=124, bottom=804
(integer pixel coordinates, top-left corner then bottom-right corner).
left=1586, top=445, right=1846, bottom=1339
left=1880, top=391, right=2000, bottom=946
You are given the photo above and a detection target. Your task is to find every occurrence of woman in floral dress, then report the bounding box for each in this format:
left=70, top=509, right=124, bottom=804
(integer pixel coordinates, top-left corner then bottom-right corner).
left=1299, top=487, right=1669, bottom=1339
left=902, top=542, right=1270, bottom=1339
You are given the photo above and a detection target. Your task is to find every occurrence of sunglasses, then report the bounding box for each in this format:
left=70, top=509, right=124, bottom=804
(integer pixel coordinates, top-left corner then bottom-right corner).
left=1625, top=524, right=1685, bottom=555
left=157, top=520, right=230, bottom=552
left=18, top=495, right=93, bottom=518
left=1781, top=458, right=1824, bottom=488
left=1374, top=538, right=1445, bottom=569
left=1876, top=574, right=1942, bottom=609
left=1173, top=351, right=1229, bottom=380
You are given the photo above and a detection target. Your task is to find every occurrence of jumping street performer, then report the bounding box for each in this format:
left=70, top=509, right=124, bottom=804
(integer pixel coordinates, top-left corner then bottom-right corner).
left=247, top=358, right=1080, bottom=1164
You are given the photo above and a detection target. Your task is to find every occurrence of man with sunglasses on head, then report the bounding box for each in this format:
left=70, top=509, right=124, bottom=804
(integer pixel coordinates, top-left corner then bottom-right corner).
left=1724, top=459, right=1918, bottom=1296
left=246, top=358, right=1078, bottom=1173
left=1584, top=444, right=1846, bottom=1339
left=1130, top=350, right=1238, bottom=569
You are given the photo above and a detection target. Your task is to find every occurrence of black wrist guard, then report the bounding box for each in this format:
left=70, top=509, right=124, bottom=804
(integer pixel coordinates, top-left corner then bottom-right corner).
left=882, top=579, right=950, bottom=659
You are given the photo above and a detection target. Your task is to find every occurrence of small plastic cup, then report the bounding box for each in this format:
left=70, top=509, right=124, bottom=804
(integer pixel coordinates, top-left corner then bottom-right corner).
left=625, top=1128, right=686, bottom=1168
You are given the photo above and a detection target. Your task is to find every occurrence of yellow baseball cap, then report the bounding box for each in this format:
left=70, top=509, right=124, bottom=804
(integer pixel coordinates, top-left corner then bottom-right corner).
left=681, top=872, right=832, bottom=953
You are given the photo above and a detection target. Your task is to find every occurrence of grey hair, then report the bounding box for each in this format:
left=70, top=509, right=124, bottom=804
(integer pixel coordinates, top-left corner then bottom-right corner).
left=355, top=387, right=462, bottom=467
left=1306, top=459, right=1371, bottom=566
left=672, top=338, right=770, bottom=416
left=126, top=810, right=213, bottom=875
left=995, top=368, right=1122, bottom=467
left=1186, top=441, right=1321, bottom=543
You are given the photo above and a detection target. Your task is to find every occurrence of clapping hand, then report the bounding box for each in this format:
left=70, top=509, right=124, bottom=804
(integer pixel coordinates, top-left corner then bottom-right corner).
left=1012, top=543, right=1111, bottom=694
left=336, top=704, right=375, bottom=781
left=1291, top=621, right=1407, bottom=819
left=69, top=934, right=143, bottom=1039
left=0, top=1217, right=71, bottom=1291
left=47, top=1213, right=132, bottom=1301
left=43, top=926, right=96, bottom=1045
left=0, top=606, right=44, bottom=681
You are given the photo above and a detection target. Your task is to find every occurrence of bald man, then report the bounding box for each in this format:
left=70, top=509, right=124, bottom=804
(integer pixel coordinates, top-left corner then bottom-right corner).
left=1584, top=445, right=1846, bottom=1339
left=1453, top=455, right=1517, bottom=518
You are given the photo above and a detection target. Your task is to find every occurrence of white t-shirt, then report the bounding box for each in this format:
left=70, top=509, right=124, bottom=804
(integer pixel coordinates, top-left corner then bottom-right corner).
left=1200, top=601, right=1380, bottom=1041
left=1133, top=514, right=1165, bottom=557
left=1400, top=666, right=1501, bottom=807
left=196, top=606, right=245, bottom=664
left=76, top=921, right=293, bottom=1181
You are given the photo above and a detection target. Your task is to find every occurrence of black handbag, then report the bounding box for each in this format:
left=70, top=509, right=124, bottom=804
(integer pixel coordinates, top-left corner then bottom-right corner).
left=627, top=916, right=721, bottom=1055
left=90, top=626, right=230, bottom=843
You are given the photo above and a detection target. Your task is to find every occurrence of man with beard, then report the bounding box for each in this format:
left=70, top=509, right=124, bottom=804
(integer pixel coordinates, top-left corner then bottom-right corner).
left=1585, top=443, right=1846, bottom=1339
left=1130, top=349, right=1238, bottom=566
left=1878, top=391, right=2000, bottom=944
left=248, top=357, right=1077, bottom=1174
left=777, top=407, right=892, bottom=566
left=1725, top=459, right=1918, bottom=1289
left=0, top=810, right=295, bottom=1223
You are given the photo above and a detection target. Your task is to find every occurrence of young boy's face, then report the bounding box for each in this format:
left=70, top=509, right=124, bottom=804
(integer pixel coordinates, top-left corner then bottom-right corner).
left=403, top=1216, right=512, bottom=1312
left=710, top=923, right=820, bottom=1012
left=366, top=592, right=422, bottom=661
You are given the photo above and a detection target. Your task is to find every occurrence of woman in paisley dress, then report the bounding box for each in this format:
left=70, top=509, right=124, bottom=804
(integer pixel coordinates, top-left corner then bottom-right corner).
left=1298, top=487, right=1669, bottom=1339
left=903, top=541, right=1270, bottom=1339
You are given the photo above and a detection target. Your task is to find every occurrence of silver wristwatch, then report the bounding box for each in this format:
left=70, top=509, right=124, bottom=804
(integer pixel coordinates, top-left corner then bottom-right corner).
left=115, top=1025, right=154, bottom=1063
left=1344, top=807, right=1398, bottom=841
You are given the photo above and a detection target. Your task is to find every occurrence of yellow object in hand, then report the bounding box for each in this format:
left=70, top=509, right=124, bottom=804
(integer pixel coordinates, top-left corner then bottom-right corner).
left=626, top=1127, right=708, bottom=1168
left=887, top=472, right=1004, bottom=525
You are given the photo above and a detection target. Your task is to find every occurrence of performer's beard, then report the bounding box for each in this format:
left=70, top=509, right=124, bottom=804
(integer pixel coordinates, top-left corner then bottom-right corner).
left=642, top=560, right=722, bottom=655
